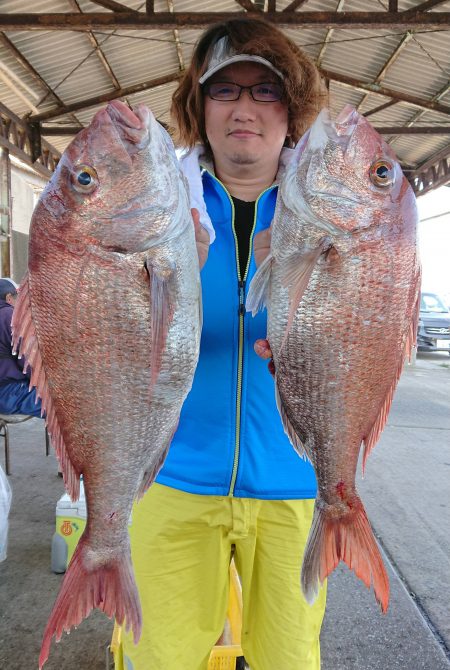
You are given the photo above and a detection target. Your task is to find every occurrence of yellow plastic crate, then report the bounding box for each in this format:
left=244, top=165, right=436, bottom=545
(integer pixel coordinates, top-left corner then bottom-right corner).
left=110, top=560, right=243, bottom=669
left=208, top=560, right=243, bottom=670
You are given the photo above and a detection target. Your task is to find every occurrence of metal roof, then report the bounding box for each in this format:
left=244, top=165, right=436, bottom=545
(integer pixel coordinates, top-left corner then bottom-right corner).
left=0, top=0, right=449, bottom=194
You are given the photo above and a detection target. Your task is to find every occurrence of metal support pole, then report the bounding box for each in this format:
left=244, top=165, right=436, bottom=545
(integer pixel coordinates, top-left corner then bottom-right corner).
left=0, top=146, right=12, bottom=278
left=0, top=419, right=11, bottom=475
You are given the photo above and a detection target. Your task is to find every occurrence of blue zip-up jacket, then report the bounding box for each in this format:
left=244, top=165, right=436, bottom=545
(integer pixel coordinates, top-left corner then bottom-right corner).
left=156, top=170, right=317, bottom=499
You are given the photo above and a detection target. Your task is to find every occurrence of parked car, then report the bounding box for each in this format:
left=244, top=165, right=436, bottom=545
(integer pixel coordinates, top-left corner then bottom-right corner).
left=417, top=292, right=450, bottom=354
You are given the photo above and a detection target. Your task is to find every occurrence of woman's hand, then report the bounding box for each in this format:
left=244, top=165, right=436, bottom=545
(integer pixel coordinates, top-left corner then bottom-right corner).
left=253, top=227, right=271, bottom=268
left=254, top=338, right=275, bottom=376
left=191, top=208, right=209, bottom=270
left=253, top=228, right=274, bottom=375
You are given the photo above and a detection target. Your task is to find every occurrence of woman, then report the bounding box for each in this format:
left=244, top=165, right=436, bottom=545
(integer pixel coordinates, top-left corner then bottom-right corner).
left=116, top=17, right=328, bottom=670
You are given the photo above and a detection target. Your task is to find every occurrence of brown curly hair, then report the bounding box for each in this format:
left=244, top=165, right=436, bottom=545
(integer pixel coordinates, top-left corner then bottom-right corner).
left=170, top=18, right=327, bottom=149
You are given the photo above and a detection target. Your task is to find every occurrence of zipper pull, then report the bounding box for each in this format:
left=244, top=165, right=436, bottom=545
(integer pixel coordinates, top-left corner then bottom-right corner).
left=238, top=280, right=246, bottom=316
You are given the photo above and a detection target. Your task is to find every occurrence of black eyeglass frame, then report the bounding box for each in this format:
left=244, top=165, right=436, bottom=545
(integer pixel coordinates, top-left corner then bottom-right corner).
left=203, top=81, right=284, bottom=103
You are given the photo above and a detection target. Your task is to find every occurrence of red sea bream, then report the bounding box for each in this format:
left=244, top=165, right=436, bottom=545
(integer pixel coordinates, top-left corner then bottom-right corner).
left=12, top=101, right=201, bottom=667
left=247, top=105, right=421, bottom=612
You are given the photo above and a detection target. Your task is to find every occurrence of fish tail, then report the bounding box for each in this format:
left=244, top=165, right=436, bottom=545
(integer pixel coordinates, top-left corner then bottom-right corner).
left=301, top=495, right=389, bottom=613
left=39, top=536, right=142, bottom=669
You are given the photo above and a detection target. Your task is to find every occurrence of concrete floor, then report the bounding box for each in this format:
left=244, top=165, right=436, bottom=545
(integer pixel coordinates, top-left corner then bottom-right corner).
left=0, top=351, right=449, bottom=670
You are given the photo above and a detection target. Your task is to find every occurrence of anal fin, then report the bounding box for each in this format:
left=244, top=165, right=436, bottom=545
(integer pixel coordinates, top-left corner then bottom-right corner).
left=362, top=264, right=422, bottom=472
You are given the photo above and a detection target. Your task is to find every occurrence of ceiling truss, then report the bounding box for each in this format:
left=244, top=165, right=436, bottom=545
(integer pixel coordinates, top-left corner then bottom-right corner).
left=0, top=1, right=449, bottom=195
left=1, top=11, right=450, bottom=31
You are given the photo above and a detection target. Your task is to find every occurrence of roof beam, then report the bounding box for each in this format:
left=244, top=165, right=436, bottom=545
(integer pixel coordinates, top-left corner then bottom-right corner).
left=375, top=126, right=450, bottom=134
left=362, top=99, right=399, bottom=118
left=25, top=65, right=450, bottom=123
left=0, top=32, right=65, bottom=107
left=355, top=32, right=413, bottom=113
left=0, top=102, right=60, bottom=178
left=401, top=0, right=449, bottom=13
left=389, top=80, right=450, bottom=146
left=322, top=68, right=450, bottom=116
left=40, top=124, right=450, bottom=136
left=316, top=0, right=345, bottom=68
left=0, top=31, right=83, bottom=127
left=67, top=0, right=121, bottom=90
left=166, top=0, right=186, bottom=73
left=0, top=69, right=39, bottom=114
left=408, top=146, right=450, bottom=196
left=283, top=0, right=311, bottom=10
left=410, top=144, right=450, bottom=174
left=28, top=72, right=181, bottom=122
left=0, top=12, right=449, bottom=30
left=234, top=0, right=261, bottom=11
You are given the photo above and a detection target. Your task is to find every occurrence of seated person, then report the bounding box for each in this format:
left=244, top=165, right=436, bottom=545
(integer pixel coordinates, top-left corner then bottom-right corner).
left=0, top=279, right=42, bottom=417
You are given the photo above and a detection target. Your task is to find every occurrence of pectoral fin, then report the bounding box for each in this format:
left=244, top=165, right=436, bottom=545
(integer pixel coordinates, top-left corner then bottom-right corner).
left=246, top=253, right=273, bottom=316
left=280, top=236, right=333, bottom=354
left=145, top=257, right=175, bottom=387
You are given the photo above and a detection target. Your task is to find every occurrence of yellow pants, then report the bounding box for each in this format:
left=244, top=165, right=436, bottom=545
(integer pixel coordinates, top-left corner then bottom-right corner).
left=114, top=483, right=327, bottom=670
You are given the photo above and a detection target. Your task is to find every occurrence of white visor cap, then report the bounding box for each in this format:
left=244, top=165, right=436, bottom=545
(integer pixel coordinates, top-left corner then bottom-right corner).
left=199, top=36, right=284, bottom=85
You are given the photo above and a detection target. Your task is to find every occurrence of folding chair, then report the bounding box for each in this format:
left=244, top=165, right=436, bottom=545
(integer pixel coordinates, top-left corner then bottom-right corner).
left=0, top=413, right=50, bottom=475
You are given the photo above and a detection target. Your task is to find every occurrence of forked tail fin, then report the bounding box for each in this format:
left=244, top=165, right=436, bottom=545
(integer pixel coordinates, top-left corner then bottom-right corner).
left=39, top=536, right=142, bottom=668
left=301, top=494, right=389, bottom=613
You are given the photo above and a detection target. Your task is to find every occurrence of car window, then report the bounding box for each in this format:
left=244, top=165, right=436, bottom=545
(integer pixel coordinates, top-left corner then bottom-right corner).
left=420, top=293, right=448, bottom=313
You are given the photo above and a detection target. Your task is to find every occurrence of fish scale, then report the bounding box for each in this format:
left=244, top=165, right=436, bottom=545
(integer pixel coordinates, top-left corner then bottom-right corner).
left=247, top=104, right=421, bottom=613
left=11, top=100, right=201, bottom=668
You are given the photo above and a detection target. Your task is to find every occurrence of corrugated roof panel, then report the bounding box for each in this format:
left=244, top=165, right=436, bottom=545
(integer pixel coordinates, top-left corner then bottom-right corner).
left=282, top=26, right=331, bottom=62
left=93, top=29, right=182, bottom=84
left=0, top=44, right=44, bottom=117
left=1, top=0, right=69, bottom=12
left=0, top=0, right=448, bottom=184
left=329, top=81, right=364, bottom=114
left=320, top=29, right=409, bottom=82
left=381, top=31, right=450, bottom=100
left=6, top=31, right=115, bottom=103
left=129, top=81, right=179, bottom=120
left=333, top=0, right=450, bottom=10
left=419, top=109, right=450, bottom=124
left=392, top=134, right=449, bottom=166
left=78, top=0, right=142, bottom=10
left=362, top=102, right=420, bottom=127
left=178, top=28, right=205, bottom=65
left=173, top=0, right=245, bottom=12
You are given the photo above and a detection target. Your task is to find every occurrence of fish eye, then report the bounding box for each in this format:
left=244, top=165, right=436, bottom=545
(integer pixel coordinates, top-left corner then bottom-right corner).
left=71, top=165, right=98, bottom=194
left=369, top=159, right=395, bottom=188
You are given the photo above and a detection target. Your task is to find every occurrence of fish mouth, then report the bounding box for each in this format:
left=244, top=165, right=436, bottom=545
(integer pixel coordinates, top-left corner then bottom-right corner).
left=105, top=100, right=152, bottom=155
left=319, top=104, right=360, bottom=155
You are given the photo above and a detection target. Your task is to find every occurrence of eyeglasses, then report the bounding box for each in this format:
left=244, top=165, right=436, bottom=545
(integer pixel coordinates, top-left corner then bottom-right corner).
left=204, top=81, right=283, bottom=102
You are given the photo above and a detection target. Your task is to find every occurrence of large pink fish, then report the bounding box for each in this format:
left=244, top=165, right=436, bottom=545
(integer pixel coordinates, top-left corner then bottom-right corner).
left=248, top=105, right=421, bottom=612
left=12, top=101, right=201, bottom=667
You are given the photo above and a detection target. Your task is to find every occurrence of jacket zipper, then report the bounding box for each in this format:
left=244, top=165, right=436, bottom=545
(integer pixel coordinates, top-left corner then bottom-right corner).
left=203, top=169, right=273, bottom=496
left=227, top=187, right=273, bottom=496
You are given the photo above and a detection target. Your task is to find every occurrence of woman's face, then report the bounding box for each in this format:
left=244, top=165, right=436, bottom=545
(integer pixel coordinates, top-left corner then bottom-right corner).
left=203, top=62, right=289, bottom=174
